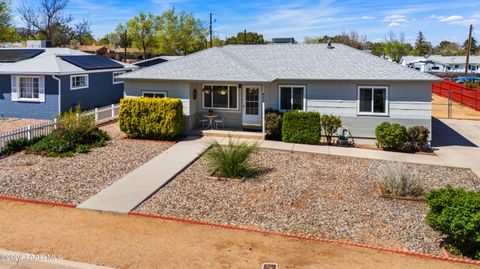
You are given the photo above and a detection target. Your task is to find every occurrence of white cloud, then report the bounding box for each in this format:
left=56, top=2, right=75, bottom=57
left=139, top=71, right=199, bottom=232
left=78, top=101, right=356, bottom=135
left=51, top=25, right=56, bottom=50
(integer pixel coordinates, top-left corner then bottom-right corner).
left=388, top=22, right=402, bottom=27
left=361, top=16, right=374, bottom=20
left=383, top=15, right=409, bottom=26
left=437, top=15, right=464, bottom=22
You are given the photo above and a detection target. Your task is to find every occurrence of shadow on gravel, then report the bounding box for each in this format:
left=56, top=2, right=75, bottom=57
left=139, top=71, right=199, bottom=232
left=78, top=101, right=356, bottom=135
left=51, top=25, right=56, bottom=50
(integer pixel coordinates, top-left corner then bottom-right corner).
left=431, top=118, right=478, bottom=147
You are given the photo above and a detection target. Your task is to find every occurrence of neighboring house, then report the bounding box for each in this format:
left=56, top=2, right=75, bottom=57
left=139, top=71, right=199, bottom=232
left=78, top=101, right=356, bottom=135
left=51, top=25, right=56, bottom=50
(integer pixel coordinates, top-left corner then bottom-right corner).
left=0, top=48, right=136, bottom=119
left=120, top=44, right=440, bottom=138
left=67, top=45, right=110, bottom=57
left=134, top=56, right=183, bottom=68
left=401, top=55, right=480, bottom=74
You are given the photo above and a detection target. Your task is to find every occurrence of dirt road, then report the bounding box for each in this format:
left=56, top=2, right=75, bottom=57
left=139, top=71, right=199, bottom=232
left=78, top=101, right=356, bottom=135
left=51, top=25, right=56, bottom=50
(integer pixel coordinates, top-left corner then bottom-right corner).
left=0, top=200, right=476, bottom=269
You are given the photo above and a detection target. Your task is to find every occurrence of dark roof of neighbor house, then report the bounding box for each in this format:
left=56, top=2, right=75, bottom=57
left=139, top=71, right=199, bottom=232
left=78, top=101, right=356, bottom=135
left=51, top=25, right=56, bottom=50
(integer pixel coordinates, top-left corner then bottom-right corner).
left=134, top=56, right=183, bottom=68
left=120, top=43, right=441, bottom=83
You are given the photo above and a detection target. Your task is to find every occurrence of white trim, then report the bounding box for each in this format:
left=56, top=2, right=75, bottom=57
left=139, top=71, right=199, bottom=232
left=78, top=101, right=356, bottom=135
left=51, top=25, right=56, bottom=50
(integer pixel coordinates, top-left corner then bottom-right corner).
left=357, top=86, right=389, bottom=116
left=142, top=91, right=167, bottom=98
left=70, top=74, right=89, bottom=90
left=242, top=85, right=262, bottom=126
left=15, top=75, right=44, bottom=103
left=277, top=84, right=306, bottom=112
left=113, top=71, right=126, bottom=84
left=0, top=68, right=137, bottom=76
left=201, top=84, right=240, bottom=111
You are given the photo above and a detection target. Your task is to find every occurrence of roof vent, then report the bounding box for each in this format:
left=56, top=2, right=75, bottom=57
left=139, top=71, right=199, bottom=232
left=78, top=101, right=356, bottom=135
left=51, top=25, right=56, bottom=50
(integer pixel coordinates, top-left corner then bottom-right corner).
left=327, top=40, right=334, bottom=49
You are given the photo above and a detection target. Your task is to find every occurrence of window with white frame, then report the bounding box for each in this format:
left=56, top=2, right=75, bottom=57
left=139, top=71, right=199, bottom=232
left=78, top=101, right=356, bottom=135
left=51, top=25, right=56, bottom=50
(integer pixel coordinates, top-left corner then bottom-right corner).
left=358, top=86, right=388, bottom=115
left=19, top=77, right=40, bottom=100
left=70, top=74, right=88, bottom=90
left=113, top=71, right=126, bottom=84
left=279, top=85, right=305, bottom=111
left=202, top=85, right=238, bottom=109
left=142, top=91, right=167, bottom=98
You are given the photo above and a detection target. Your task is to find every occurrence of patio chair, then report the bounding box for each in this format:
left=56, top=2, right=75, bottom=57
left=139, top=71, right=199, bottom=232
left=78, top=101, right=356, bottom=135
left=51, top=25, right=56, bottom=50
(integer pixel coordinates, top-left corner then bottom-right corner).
left=214, top=113, right=225, bottom=129
left=196, top=113, right=208, bottom=129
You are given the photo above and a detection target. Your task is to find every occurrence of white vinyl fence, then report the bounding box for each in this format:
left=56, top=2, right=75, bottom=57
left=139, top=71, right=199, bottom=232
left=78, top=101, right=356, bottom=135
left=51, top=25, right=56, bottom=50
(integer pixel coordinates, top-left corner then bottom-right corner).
left=0, top=103, right=120, bottom=154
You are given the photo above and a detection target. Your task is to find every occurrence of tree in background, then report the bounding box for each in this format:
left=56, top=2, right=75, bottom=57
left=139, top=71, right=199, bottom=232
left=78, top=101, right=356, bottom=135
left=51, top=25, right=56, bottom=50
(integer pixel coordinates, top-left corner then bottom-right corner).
left=464, top=37, right=478, bottom=55
left=226, top=31, right=265, bottom=44
left=433, top=41, right=462, bottom=56
left=17, top=0, right=90, bottom=46
left=127, top=13, right=158, bottom=60
left=365, top=42, right=386, bottom=57
left=0, top=0, right=18, bottom=42
left=304, top=31, right=366, bottom=50
left=383, top=32, right=409, bottom=63
left=157, top=8, right=206, bottom=55
left=414, top=31, right=432, bottom=56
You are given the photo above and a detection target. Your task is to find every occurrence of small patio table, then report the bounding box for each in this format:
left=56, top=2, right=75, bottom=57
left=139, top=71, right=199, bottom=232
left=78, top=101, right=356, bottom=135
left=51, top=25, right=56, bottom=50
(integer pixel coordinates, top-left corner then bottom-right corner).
left=204, top=114, right=218, bottom=129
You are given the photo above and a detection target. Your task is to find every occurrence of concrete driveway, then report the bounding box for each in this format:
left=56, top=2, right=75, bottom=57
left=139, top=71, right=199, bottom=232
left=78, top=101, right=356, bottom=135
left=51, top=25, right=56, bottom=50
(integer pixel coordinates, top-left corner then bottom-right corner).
left=432, top=118, right=480, bottom=175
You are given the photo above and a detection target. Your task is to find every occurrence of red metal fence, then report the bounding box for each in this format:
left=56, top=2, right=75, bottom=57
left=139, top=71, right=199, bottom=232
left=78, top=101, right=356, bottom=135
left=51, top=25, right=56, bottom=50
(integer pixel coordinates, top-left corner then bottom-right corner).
left=432, top=80, right=480, bottom=112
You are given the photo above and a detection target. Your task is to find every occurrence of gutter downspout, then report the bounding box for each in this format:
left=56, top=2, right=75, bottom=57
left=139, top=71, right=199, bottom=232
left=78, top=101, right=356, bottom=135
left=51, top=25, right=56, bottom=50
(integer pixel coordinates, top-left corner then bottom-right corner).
left=52, top=75, right=61, bottom=115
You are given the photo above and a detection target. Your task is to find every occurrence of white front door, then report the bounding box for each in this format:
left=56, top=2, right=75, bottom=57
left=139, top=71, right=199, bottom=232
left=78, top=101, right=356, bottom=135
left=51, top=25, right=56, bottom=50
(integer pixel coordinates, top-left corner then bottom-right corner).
left=242, top=86, right=261, bottom=126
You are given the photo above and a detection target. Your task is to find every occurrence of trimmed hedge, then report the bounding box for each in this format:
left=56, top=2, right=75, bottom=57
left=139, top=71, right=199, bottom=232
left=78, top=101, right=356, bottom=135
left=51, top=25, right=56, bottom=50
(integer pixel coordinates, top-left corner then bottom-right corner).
left=375, top=122, right=407, bottom=150
left=281, top=111, right=321, bottom=144
left=265, top=110, right=283, bottom=141
left=119, top=98, right=184, bottom=140
left=426, top=187, right=480, bottom=259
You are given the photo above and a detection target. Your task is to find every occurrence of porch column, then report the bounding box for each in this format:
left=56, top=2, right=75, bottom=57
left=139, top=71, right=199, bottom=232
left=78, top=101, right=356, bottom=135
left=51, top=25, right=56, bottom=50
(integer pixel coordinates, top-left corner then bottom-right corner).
left=261, top=85, right=266, bottom=135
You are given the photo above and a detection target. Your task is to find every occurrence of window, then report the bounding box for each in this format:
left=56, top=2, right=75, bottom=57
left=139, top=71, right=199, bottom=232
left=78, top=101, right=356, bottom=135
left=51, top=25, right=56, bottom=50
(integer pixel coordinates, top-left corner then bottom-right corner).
left=19, top=77, right=40, bottom=100
left=202, top=85, right=238, bottom=109
left=279, top=85, right=305, bottom=111
left=431, top=66, right=440, bottom=70
left=113, top=71, right=126, bottom=84
left=357, top=86, right=388, bottom=116
left=142, top=91, right=167, bottom=98
left=70, top=74, right=88, bottom=90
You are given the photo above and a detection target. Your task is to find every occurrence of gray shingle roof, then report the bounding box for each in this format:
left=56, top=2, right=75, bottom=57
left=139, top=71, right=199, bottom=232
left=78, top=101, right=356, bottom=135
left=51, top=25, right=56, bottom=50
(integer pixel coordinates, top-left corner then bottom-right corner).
left=0, top=48, right=136, bottom=74
left=121, top=43, right=441, bottom=82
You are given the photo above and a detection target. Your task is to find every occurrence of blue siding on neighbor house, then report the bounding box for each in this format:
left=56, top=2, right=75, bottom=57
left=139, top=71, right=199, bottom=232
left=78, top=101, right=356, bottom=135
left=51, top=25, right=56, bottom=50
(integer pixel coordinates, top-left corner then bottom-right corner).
left=0, top=75, right=59, bottom=119
left=60, top=72, right=124, bottom=112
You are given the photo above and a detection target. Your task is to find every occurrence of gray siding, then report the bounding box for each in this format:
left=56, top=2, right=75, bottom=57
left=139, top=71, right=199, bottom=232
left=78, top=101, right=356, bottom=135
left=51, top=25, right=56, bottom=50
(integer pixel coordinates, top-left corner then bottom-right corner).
left=0, top=75, right=59, bottom=119
left=60, top=72, right=124, bottom=112
left=268, top=80, right=432, bottom=138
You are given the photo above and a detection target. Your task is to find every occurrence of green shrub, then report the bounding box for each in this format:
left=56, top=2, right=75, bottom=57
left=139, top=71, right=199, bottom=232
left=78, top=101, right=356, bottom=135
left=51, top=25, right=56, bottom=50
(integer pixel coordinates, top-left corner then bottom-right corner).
left=320, top=114, right=342, bottom=145
left=119, top=98, right=184, bottom=140
left=426, top=187, right=480, bottom=259
left=27, top=106, right=110, bottom=157
left=406, top=126, right=430, bottom=152
left=2, top=138, right=30, bottom=156
left=265, top=110, right=283, bottom=141
left=376, top=163, right=424, bottom=197
left=282, top=111, right=321, bottom=144
left=375, top=122, right=407, bottom=150
left=206, top=138, right=259, bottom=179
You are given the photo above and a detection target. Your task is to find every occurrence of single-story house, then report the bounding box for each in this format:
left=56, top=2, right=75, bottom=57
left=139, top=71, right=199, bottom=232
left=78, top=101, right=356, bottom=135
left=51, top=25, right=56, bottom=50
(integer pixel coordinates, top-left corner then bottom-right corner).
left=0, top=48, right=136, bottom=119
left=120, top=43, right=441, bottom=138
left=401, top=55, right=480, bottom=74
left=66, top=45, right=110, bottom=57
left=134, top=56, right=183, bottom=68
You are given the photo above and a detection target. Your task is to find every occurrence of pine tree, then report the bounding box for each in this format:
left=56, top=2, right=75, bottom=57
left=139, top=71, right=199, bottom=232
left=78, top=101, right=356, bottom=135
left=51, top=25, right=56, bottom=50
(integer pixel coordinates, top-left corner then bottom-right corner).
left=414, top=31, right=432, bottom=56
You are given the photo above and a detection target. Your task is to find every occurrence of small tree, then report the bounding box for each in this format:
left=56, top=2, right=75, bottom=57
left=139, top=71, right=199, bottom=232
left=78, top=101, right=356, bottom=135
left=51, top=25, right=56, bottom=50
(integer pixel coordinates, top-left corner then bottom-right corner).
left=127, top=12, right=159, bottom=60
left=320, top=114, right=342, bottom=145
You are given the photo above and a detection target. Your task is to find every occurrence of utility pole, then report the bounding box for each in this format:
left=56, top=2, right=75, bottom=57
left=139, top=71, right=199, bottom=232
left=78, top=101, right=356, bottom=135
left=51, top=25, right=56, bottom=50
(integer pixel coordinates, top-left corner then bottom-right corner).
left=244, top=29, right=247, bottom=44
left=124, top=29, right=127, bottom=63
left=209, top=13, right=213, bottom=48
left=465, top=24, right=473, bottom=75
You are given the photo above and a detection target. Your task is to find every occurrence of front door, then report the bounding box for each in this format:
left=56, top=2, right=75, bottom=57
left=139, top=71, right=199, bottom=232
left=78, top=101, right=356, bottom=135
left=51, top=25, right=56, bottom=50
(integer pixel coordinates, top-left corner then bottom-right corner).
left=242, top=86, right=261, bottom=126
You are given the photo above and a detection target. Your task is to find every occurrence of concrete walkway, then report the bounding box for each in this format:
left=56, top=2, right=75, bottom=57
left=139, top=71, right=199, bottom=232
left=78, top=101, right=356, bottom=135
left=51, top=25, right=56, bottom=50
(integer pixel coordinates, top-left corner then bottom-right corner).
left=0, top=248, right=113, bottom=269
left=78, top=136, right=209, bottom=213
left=213, top=135, right=479, bottom=177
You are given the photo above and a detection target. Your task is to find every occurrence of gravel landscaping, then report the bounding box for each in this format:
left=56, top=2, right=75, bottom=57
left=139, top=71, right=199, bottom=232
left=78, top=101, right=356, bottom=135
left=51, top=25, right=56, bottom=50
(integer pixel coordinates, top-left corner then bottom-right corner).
left=0, top=122, right=172, bottom=205
left=0, top=118, right=49, bottom=134
left=136, top=149, right=480, bottom=256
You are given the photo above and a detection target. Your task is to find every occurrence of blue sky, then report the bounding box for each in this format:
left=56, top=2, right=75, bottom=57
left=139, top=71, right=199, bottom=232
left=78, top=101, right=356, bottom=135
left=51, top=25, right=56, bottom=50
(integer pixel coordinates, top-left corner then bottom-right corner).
left=10, top=0, right=480, bottom=45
